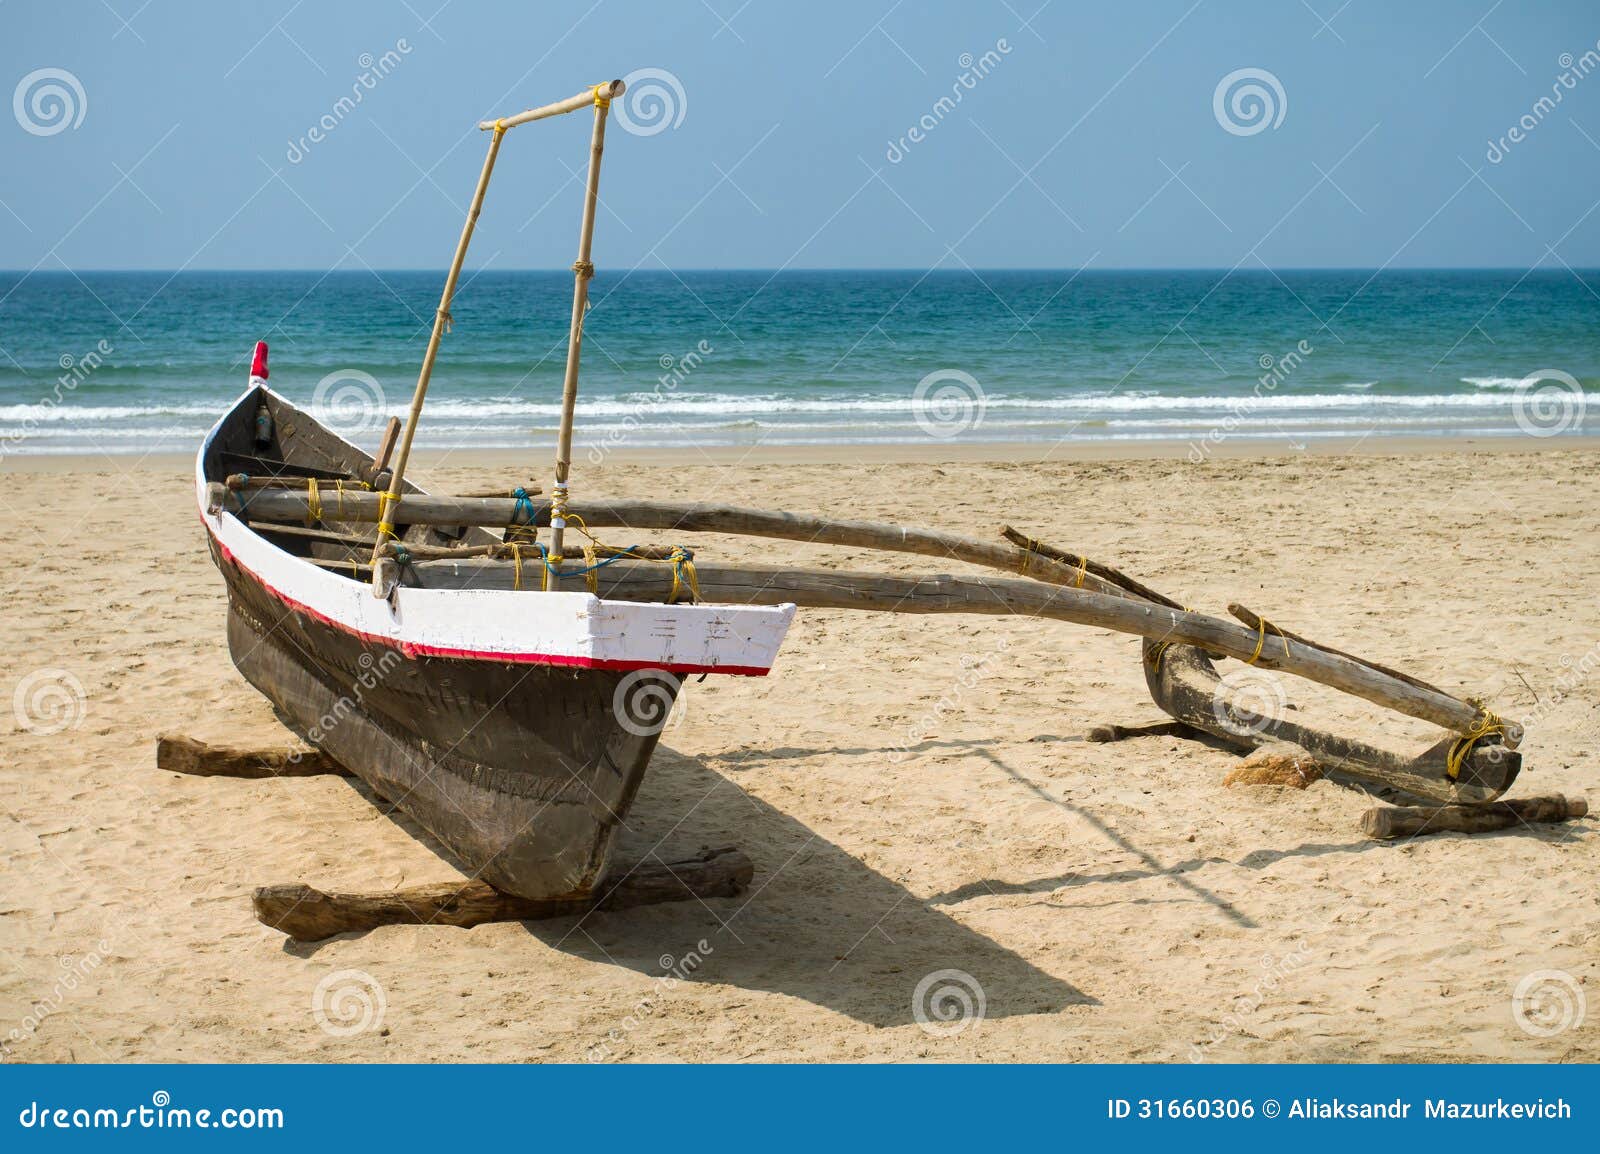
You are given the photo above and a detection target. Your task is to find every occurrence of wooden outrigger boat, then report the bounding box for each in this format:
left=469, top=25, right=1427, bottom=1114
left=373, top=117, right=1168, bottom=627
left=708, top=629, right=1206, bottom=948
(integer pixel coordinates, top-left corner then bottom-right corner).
left=201, top=79, right=1525, bottom=902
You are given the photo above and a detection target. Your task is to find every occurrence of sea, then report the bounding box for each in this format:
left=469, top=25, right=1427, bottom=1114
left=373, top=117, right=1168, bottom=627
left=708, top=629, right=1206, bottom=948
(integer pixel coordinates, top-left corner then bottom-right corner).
left=0, top=269, right=1595, bottom=457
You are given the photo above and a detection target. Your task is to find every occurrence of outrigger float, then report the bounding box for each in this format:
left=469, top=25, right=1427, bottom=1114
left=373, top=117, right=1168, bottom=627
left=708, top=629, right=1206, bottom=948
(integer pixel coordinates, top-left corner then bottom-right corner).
left=199, top=79, right=1523, bottom=902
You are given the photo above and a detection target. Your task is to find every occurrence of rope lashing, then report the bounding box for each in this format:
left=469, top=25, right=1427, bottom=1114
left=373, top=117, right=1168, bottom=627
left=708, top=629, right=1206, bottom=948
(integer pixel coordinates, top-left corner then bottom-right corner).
left=1074, top=554, right=1089, bottom=589
left=1446, top=709, right=1507, bottom=781
left=510, top=542, right=525, bottom=591
left=571, top=260, right=595, bottom=279
left=506, top=486, right=540, bottom=544
left=438, top=306, right=453, bottom=334
left=1014, top=535, right=1088, bottom=588
left=667, top=546, right=700, bottom=605
left=493, top=118, right=507, bottom=138
left=1148, top=608, right=1198, bottom=673
left=376, top=490, right=403, bottom=541
left=583, top=542, right=600, bottom=595
left=1244, top=615, right=1291, bottom=666
left=305, top=478, right=323, bottom=526
left=592, top=84, right=611, bottom=110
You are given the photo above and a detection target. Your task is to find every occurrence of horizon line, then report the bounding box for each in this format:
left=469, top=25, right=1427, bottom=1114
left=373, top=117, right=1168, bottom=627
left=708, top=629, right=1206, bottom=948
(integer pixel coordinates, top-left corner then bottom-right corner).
left=2, top=266, right=1594, bottom=275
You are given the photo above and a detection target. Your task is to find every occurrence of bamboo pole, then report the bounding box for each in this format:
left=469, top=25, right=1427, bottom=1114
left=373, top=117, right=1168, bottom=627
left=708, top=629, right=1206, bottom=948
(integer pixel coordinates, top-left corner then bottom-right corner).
left=368, top=126, right=508, bottom=571
left=476, top=80, right=623, bottom=132
left=548, top=84, right=619, bottom=557
left=411, top=555, right=1507, bottom=744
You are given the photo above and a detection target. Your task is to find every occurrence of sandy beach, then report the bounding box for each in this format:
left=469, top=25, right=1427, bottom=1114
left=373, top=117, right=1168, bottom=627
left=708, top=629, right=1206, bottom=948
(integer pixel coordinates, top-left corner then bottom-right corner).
left=1, top=440, right=1595, bottom=1063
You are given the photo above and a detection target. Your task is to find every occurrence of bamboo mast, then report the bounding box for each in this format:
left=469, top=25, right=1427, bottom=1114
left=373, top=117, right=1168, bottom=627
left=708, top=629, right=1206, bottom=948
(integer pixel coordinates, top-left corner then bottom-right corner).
left=548, top=83, right=619, bottom=557
left=369, top=125, right=507, bottom=571
left=369, top=79, right=626, bottom=584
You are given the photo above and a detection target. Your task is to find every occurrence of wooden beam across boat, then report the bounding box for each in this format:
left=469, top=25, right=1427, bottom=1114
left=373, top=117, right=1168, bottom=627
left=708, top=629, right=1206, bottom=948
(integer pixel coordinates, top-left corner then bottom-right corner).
left=408, top=554, right=1506, bottom=745
left=220, top=488, right=1152, bottom=603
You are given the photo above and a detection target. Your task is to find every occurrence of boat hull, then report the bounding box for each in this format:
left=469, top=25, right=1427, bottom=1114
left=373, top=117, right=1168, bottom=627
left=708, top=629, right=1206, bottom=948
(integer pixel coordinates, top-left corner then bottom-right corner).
left=198, top=383, right=792, bottom=898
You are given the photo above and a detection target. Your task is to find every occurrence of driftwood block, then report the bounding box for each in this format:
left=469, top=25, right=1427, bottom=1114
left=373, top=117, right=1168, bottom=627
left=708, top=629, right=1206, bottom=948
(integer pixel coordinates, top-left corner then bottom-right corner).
left=1223, top=742, right=1325, bottom=790
left=253, top=846, right=754, bottom=941
left=156, top=734, right=349, bottom=779
left=1362, top=794, right=1588, bottom=840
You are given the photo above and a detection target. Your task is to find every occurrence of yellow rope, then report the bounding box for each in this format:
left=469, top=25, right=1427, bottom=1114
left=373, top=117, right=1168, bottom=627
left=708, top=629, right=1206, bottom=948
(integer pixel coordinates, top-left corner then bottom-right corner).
left=583, top=543, right=600, bottom=595
left=1017, top=537, right=1037, bottom=575
left=1446, top=709, right=1506, bottom=781
left=666, top=546, right=700, bottom=604
left=1244, top=615, right=1291, bottom=665
left=593, top=84, right=611, bottom=110
left=376, top=490, right=402, bottom=541
left=1149, top=607, right=1197, bottom=673
left=510, top=543, right=523, bottom=591
left=1074, top=554, right=1088, bottom=589
left=305, top=478, right=322, bottom=525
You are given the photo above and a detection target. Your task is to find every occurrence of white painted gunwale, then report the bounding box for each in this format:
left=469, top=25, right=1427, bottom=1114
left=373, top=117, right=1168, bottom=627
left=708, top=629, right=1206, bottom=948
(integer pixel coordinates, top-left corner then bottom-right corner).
left=197, top=385, right=794, bottom=675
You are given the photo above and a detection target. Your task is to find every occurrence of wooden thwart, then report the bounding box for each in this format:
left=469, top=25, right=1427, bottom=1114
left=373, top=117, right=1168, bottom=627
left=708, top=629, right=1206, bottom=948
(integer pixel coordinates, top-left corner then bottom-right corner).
left=1362, top=794, right=1587, bottom=840
left=253, top=847, right=754, bottom=941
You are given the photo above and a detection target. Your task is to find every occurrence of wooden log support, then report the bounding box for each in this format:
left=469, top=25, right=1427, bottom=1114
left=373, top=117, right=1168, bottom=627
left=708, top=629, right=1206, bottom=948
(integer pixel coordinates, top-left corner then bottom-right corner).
left=156, top=734, right=350, bottom=778
left=253, top=846, right=753, bottom=941
left=1362, top=795, right=1588, bottom=840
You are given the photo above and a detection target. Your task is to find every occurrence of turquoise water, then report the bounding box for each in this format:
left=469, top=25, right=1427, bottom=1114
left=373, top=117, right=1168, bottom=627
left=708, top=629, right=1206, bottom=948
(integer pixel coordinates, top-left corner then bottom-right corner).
left=0, top=269, right=1595, bottom=455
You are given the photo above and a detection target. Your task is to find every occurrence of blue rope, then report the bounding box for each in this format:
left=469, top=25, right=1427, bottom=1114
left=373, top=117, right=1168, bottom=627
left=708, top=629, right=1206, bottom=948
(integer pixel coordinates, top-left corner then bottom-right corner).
left=511, top=486, right=537, bottom=529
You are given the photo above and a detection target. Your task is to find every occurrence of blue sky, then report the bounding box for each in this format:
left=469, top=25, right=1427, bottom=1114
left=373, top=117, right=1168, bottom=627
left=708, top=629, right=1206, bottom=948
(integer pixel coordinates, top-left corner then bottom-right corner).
left=3, top=0, right=1600, bottom=269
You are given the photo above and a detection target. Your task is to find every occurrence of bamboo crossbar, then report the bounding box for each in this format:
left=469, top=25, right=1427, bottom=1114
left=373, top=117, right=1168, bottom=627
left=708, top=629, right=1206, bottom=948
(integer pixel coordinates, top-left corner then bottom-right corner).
left=477, top=80, right=624, bottom=131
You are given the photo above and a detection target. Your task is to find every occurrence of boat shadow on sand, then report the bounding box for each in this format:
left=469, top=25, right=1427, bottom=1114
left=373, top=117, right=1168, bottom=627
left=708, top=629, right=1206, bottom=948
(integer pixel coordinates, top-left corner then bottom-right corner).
left=291, top=742, right=1096, bottom=1029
